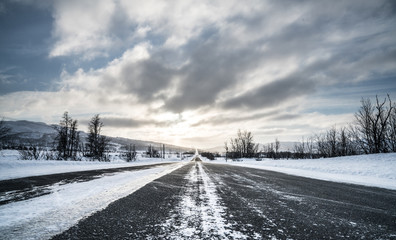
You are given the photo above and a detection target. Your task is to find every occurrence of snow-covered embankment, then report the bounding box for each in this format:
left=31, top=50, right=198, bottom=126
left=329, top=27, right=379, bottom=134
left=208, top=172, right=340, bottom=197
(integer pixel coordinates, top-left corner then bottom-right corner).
left=210, top=153, right=396, bottom=190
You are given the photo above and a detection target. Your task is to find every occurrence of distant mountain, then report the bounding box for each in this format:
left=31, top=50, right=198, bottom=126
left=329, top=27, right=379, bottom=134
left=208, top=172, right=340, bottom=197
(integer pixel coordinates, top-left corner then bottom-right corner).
left=3, top=120, right=57, bottom=146
left=2, top=120, right=194, bottom=152
left=6, top=120, right=56, bottom=135
left=107, top=136, right=194, bottom=152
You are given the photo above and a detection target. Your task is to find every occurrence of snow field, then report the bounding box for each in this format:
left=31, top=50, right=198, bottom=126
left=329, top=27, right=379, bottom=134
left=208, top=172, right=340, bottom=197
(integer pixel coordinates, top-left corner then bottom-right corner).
left=3, top=149, right=395, bottom=191
left=0, top=162, right=188, bottom=240
left=209, top=153, right=396, bottom=190
left=0, top=150, right=183, bottom=180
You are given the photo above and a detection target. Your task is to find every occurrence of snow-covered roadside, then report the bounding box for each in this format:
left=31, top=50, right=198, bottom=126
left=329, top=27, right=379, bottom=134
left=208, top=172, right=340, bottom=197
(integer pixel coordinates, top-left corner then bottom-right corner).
left=208, top=153, right=396, bottom=190
left=0, top=162, right=187, bottom=240
left=0, top=150, right=183, bottom=180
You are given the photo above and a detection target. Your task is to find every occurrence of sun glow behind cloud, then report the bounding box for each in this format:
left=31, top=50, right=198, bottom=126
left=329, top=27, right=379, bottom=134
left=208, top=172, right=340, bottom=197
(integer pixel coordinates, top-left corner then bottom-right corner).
left=0, top=0, right=395, bottom=148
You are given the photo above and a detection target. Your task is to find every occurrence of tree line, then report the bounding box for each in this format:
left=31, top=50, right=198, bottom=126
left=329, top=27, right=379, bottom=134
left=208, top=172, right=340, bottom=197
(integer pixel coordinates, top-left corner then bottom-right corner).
left=0, top=114, right=192, bottom=162
left=16, top=112, right=110, bottom=161
left=225, top=94, right=396, bottom=160
left=224, top=129, right=259, bottom=161
left=297, top=94, right=396, bottom=159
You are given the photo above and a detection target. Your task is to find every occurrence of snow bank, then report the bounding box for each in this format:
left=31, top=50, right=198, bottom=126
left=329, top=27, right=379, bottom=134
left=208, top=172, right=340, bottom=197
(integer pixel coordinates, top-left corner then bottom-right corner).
left=0, top=150, right=184, bottom=180
left=209, top=153, right=396, bottom=190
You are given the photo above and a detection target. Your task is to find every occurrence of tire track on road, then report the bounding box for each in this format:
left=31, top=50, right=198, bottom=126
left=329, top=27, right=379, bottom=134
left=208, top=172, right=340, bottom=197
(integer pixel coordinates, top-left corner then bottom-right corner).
left=158, top=162, right=248, bottom=239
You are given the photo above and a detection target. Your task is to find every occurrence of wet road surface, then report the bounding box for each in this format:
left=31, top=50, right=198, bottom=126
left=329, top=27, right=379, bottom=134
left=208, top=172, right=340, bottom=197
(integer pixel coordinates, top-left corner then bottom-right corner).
left=0, top=162, right=175, bottom=205
left=52, top=161, right=396, bottom=239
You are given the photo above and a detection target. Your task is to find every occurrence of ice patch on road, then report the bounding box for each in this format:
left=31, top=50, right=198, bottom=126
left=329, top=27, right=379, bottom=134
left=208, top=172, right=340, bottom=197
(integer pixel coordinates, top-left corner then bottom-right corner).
left=0, top=162, right=186, bottom=240
left=161, top=162, right=247, bottom=239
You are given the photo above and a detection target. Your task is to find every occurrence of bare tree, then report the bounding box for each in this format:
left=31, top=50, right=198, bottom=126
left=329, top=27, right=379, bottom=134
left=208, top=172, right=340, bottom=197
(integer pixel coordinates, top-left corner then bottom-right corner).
left=388, top=103, right=396, bottom=152
left=315, top=133, right=327, bottom=157
left=272, top=95, right=396, bottom=159
left=18, top=145, right=45, bottom=160
left=229, top=135, right=242, bottom=158
left=266, top=143, right=275, bottom=159
left=68, top=119, right=80, bottom=159
left=374, top=95, right=393, bottom=152
left=293, top=139, right=305, bottom=159
left=147, top=144, right=153, bottom=157
left=125, top=144, right=137, bottom=162
left=305, top=136, right=315, bottom=159
left=275, top=138, right=280, bottom=159
left=354, top=97, right=374, bottom=153
left=354, top=95, right=394, bottom=153
left=87, top=114, right=108, bottom=161
left=224, top=141, right=229, bottom=162
left=0, top=118, right=11, bottom=148
left=327, top=126, right=338, bottom=157
left=55, top=112, right=80, bottom=160
left=146, top=144, right=159, bottom=158
left=229, top=129, right=258, bottom=159
left=338, top=127, right=349, bottom=156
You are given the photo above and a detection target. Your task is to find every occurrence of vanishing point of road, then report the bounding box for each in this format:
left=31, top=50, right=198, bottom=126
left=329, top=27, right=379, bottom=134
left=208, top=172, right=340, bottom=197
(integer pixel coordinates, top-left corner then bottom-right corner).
left=51, top=157, right=396, bottom=239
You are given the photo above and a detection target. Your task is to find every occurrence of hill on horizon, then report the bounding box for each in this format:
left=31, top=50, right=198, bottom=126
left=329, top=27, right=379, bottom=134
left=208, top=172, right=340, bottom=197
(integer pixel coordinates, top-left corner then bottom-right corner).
left=2, top=120, right=194, bottom=152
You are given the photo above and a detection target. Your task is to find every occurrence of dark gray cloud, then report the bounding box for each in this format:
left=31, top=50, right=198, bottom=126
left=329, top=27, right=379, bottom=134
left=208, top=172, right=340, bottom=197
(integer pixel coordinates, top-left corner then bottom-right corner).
left=269, top=113, right=302, bottom=121
left=121, top=60, right=175, bottom=101
left=102, top=117, right=154, bottom=128
left=101, top=58, right=176, bottom=102
left=0, top=1, right=60, bottom=95
left=222, top=74, right=317, bottom=110
left=52, top=0, right=396, bottom=116
left=191, top=110, right=279, bottom=127
left=163, top=32, right=264, bottom=112
left=155, top=1, right=396, bottom=113
left=101, top=117, right=174, bottom=129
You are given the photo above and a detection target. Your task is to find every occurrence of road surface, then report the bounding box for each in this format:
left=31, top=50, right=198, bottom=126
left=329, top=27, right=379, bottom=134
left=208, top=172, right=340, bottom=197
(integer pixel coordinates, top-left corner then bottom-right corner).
left=0, top=162, right=175, bottom=205
left=52, top=159, right=396, bottom=239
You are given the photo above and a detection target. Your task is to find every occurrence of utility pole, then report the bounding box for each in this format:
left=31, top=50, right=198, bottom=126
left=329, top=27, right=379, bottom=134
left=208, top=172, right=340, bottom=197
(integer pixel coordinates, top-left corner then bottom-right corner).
left=162, top=144, right=165, bottom=159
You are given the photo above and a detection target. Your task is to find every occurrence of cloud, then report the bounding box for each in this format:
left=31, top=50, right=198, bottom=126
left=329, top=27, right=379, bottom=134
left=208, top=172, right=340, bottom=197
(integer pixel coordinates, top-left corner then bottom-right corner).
left=48, top=0, right=247, bottom=59
left=48, top=0, right=396, bottom=112
left=115, top=58, right=176, bottom=101
left=50, top=0, right=116, bottom=59
left=59, top=43, right=179, bottom=108
left=164, top=36, right=265, bottom=112
left=269, top=113, right=301, bottom=121
left=191, top=110, right=279, bottom=127
left=45, top=1, right=396, bottom=115
left=98, top=117, right=170, bottom=128
left=2, top=0, right=396, bottom=148
left=222, top=75, right=317, bottom=110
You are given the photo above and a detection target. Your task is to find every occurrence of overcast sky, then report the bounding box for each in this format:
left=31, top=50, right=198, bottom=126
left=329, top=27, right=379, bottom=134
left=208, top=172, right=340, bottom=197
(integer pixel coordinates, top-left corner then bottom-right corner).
left=0, top=0, right=395, bottom=149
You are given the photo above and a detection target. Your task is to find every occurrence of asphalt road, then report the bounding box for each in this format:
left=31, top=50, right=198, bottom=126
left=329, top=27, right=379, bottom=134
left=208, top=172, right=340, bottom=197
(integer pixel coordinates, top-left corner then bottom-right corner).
left=52, top=160, right=396, bottom=239
left=0, top=162, right=175, bottom=205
